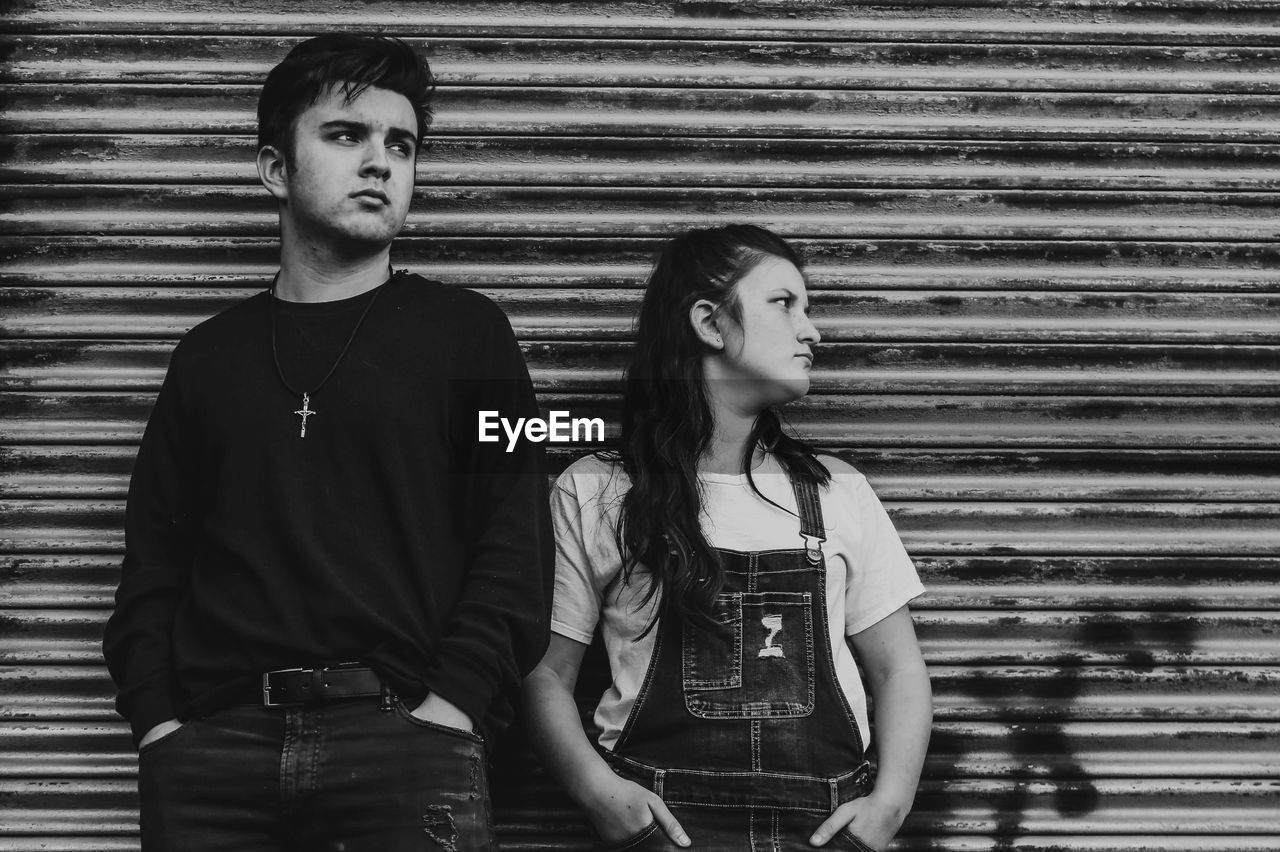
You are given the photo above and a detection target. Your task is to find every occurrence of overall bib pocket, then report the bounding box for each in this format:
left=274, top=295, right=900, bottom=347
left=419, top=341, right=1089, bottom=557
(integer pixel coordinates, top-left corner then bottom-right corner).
left=682, top=590, right=815, bottom=718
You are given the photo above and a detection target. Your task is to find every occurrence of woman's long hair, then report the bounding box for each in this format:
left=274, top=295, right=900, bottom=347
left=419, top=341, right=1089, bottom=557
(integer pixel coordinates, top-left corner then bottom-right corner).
left=608, top=224, right=831, bottom=632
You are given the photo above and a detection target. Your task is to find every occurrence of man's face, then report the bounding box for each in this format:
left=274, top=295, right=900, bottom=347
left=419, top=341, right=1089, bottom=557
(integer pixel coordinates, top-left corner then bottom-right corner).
left=277, top=84, right=418, bottom=254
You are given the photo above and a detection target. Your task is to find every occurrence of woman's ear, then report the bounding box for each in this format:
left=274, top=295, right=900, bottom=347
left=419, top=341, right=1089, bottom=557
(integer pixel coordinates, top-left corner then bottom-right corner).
left=256, top=145, right=289, bottom=202
left=689, top=299, right=725, bottom=350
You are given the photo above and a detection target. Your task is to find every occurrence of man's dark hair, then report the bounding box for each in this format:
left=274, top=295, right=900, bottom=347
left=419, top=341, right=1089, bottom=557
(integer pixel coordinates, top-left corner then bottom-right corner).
left=257, top=34, right=435, bottom=157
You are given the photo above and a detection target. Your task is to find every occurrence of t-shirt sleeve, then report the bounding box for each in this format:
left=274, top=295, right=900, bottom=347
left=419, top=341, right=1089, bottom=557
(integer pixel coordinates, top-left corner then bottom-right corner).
left=549, top=464, right=619, bottom=644
left=842, top=474, right=926, bottom=635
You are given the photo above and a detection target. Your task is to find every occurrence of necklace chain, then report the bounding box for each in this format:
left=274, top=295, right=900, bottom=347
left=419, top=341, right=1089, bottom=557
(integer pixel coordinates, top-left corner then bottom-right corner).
left=268, top=268, right=397, bottom=438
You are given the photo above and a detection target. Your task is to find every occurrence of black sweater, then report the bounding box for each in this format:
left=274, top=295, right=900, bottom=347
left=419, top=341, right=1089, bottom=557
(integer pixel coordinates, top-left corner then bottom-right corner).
left=102, top=273, right=552, bottom=745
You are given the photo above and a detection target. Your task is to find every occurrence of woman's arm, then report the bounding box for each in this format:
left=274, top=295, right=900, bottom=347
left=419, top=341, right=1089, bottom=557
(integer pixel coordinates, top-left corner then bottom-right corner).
left=523, top=634, right=690, bottom=847
left=810, top=605, right=932, bottom=849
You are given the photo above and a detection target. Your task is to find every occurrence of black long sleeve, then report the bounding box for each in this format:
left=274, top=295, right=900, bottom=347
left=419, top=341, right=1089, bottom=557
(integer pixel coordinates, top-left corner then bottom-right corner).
left=102, top=363, right=199, bottom=744
left=102, top=274, right=553, bottom=744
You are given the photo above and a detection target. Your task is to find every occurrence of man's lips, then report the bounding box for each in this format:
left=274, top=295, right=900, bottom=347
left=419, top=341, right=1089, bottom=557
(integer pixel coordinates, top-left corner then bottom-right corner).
left=352, top=189, right=389, bottom=204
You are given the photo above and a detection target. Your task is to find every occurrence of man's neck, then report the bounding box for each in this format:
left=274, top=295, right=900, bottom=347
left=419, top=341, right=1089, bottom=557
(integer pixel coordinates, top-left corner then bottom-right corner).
left=273, top=241, right=394, bottom=303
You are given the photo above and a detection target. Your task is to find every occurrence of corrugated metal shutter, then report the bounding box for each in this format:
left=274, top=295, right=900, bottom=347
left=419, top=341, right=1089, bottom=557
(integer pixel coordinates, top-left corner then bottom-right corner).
left=3, top=1, right=1278, bottom=848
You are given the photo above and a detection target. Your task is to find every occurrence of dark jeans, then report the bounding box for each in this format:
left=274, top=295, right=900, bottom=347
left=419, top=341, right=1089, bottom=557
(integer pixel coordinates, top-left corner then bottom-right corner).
left=137, top=698, right=493, bottom=851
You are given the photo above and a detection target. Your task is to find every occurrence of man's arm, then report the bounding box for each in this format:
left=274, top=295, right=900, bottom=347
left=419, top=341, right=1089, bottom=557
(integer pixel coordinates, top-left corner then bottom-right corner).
left=420, top=297, right=553, bottom=732
left=102, top=360, right=198, bottom=747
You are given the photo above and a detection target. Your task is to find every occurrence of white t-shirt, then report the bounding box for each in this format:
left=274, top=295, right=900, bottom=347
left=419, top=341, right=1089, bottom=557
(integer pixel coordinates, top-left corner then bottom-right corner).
left=550, top=452, right=925, bottom=752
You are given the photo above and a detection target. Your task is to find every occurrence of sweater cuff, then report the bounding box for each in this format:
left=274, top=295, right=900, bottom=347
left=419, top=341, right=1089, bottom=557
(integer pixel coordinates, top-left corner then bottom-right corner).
left=122, top=686, right=179, bottom=748
left=422, top=657, right=498, bottom=734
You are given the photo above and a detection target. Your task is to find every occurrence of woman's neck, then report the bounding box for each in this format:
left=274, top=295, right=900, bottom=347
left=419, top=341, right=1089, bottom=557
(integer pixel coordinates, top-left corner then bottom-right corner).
left=699, top=401, right=761, bottom=476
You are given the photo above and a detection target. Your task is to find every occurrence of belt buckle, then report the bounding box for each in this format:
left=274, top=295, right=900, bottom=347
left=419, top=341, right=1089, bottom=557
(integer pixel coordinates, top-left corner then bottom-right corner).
left=261, top=666, right=308, bottom=707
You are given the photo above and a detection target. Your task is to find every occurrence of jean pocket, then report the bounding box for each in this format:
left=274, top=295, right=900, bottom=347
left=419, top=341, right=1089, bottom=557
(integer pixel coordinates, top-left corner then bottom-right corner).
left=683, top=590, right=815, bottom=719
left=840, top=828, right=880, bottom=852
left=392, top=698, right=485, bottom=745
left=596, top=820, right=661, bottom=851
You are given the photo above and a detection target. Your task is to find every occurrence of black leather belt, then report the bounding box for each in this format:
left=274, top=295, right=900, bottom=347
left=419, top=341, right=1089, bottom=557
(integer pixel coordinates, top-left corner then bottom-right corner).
left=256, top=664, right=385, bottom=707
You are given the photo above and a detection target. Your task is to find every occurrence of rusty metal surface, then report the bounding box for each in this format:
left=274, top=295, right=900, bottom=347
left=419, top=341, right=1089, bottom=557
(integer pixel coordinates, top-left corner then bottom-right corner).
left=3, top=0, right=1280, bottom=849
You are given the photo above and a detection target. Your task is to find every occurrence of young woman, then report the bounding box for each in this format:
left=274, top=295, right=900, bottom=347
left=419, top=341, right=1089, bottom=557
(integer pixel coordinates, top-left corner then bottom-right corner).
left=524, top=225, right=931, bottom=851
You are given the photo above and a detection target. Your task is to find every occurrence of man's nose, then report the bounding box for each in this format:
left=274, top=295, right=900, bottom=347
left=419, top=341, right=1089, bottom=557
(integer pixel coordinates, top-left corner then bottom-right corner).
left=360, top=143, right=391, bottom=179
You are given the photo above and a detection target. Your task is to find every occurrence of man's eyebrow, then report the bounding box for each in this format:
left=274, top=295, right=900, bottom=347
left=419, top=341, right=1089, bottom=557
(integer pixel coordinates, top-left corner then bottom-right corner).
left=317, top=119, right=367, bottom=132
left=386, top=126, right=419, bottom=146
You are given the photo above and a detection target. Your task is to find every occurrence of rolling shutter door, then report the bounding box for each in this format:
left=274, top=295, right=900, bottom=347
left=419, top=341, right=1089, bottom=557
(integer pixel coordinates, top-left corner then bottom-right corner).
left=2, top=2, right=1278, bottom=849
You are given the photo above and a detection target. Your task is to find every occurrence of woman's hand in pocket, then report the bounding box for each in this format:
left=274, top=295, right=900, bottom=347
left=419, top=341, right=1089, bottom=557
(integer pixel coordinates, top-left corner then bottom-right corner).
left=583, top=774, right=689, bottom=847
left=809, top=791, right=907, bottom=850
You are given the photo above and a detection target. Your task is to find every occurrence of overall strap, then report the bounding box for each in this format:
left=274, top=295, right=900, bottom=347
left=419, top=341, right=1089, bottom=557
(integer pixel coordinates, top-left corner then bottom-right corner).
left=790, top=476, right=827, bottom=565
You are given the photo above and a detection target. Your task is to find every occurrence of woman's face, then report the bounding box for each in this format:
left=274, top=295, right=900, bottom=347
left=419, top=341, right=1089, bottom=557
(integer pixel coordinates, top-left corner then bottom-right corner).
left=712, top=257, right=821, bottom=410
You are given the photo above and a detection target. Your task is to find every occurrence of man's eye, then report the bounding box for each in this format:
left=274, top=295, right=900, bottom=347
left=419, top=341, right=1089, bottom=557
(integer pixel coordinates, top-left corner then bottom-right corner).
left=389, top=143, right=412, bottom=156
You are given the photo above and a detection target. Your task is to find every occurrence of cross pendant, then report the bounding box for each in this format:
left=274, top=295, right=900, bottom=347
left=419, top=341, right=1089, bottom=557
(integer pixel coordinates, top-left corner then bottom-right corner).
left=294, top=393, right=316, bottom=438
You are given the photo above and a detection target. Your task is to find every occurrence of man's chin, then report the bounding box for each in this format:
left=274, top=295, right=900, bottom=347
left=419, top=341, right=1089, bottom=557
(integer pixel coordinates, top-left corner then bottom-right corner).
left=328, top=228, right=401, bottom=259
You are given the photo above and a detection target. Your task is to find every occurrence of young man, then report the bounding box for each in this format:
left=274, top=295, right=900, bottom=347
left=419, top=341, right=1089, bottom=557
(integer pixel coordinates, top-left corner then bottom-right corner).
left=102, top=35, right=552, bottom=851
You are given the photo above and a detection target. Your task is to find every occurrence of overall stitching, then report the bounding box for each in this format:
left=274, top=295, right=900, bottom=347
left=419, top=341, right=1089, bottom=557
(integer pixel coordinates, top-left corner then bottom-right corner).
left=683, top=591, right=815, bottom=719
left=811, top=564, right=866, bottom=757
left=682, top=593, right=743, bottom=690
left=612, top=607, right=667, bottom=752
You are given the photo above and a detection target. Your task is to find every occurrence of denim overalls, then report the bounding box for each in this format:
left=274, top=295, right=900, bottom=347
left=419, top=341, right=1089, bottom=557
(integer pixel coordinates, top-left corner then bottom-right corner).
left=602, top=477, right=876, bottom=852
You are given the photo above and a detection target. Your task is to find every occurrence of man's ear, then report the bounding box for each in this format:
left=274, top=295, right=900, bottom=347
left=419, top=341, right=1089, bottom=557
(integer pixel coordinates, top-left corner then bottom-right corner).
left=689, top=299, right=725, bottom=350
left=256, top=145, right=289, bottom=201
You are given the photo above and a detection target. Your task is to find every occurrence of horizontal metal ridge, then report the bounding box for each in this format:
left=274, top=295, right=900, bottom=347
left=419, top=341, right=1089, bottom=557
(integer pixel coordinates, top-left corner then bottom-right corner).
left=2, top=445, right=1279, bottom=500
left=6, top=0, right=1280, bottom=45
left=9, top=185, right=1280, bottom=241
left=3, top=719, right=1276, bottom=779
left=7, top=609, right=1280, bottom=665
left=6, top=391, right=1277, bottom=447
left=5, top=498, right=1280, bottom=556
left=6, top=288, right=1280, bottom=337
left=7, top=136, right=1280, bottom=192
left=4, top=341, right=1279, bottom=396
left=6, top=36, right=1280, bottom=94
left=3, top=836, right=1280, bottom=852
left=5, top=554, right=1280, bottom=610
left=5, top=664, right=1278, bottom=721
left=5, top=236, right=1277, bottom=293
left=7, top=85, right=1280, bottom=142
left=2, top=777, right=1279, bottom=835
